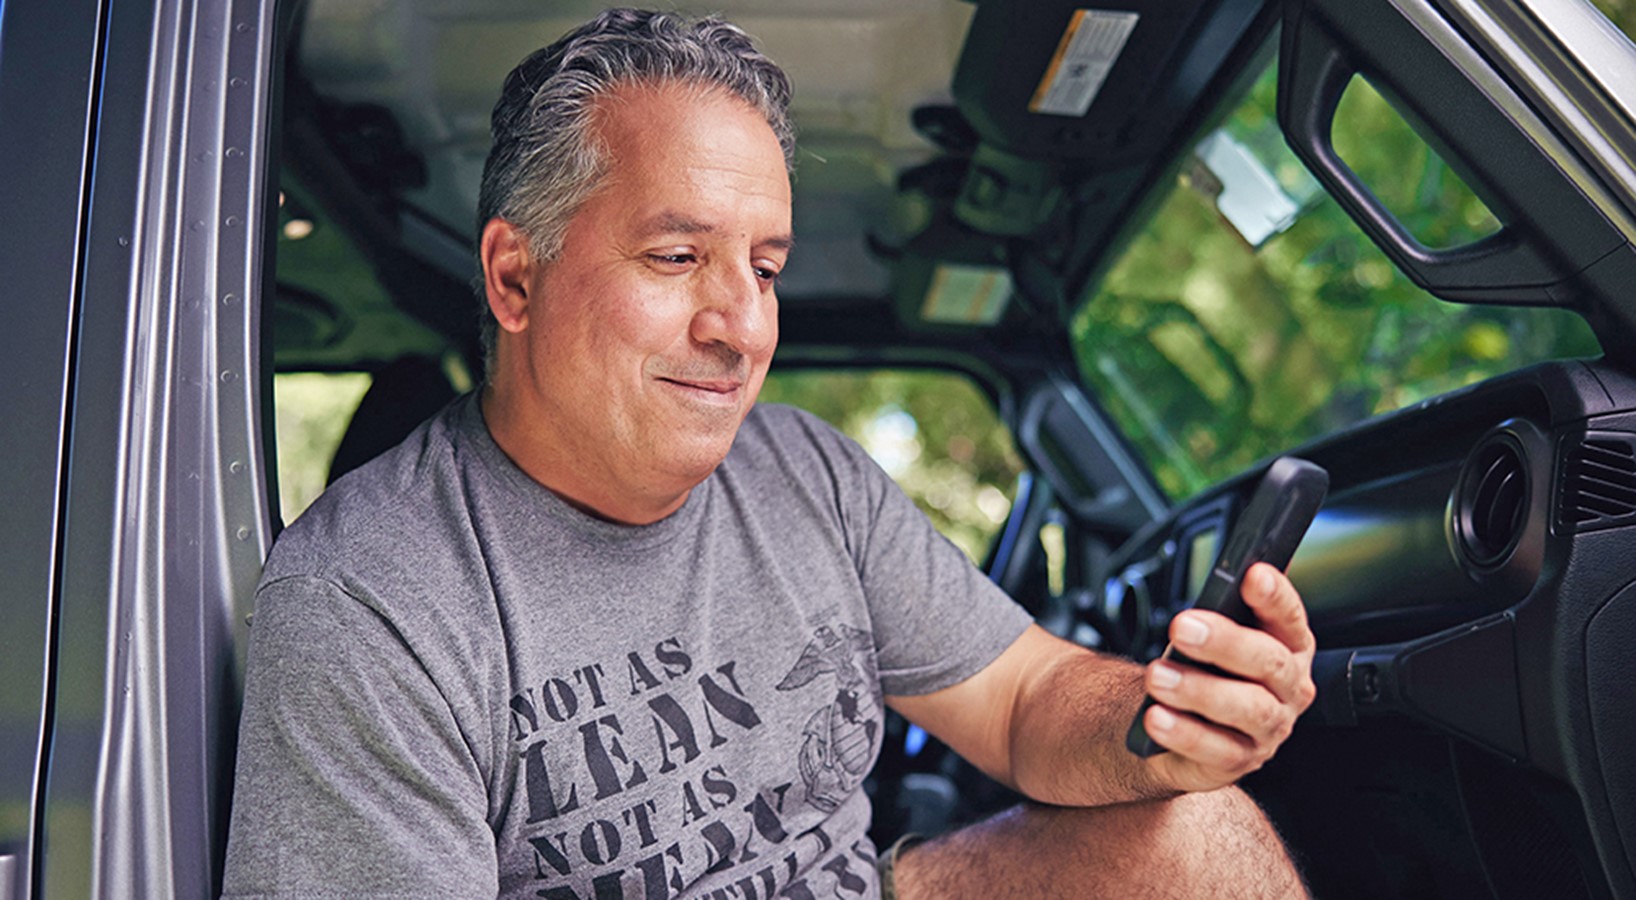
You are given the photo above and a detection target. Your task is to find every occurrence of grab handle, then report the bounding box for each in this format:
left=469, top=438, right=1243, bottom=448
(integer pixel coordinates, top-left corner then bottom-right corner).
left=1275, top=0, right=1618, bottom=304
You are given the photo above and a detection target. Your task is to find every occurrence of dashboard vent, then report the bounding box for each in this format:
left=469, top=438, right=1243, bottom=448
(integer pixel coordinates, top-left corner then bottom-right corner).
left=1559, top=435, right=1636, bottom=533
left=1455, top=435, right=1529, bottom=568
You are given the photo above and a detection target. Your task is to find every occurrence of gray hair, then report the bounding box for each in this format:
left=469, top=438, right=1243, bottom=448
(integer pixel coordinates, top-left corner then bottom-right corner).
left=475, top=8, right=796, bottom=371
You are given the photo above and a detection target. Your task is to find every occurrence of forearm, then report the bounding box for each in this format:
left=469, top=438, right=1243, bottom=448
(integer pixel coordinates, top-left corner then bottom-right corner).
left=1005, top=647, right=1179, bottom=808
left=897, top=569, right=1316, bottom=808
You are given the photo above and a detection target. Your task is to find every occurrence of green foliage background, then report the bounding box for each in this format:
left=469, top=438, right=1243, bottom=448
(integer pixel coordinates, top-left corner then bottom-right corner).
left=1072, top=63, right=1602, bottom=499
left=758, top=370, right=1024, bottom=561
left=274, top=373, right=373, bottom=524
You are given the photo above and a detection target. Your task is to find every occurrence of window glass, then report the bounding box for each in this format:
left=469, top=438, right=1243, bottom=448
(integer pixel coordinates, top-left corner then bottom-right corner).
left=1072, top=59, right=1600, bottom=499
left=274, top=372, right=372, bottom=524
left=273, top=177, right=451, bottom=371
left=1330, top=78, right=1502, bottom=249
left=758, top=370, right=1025, bottom=562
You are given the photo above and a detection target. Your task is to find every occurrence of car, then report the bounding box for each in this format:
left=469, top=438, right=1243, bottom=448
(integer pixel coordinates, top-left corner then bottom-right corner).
left=3, top=0, right=1636, bottom=896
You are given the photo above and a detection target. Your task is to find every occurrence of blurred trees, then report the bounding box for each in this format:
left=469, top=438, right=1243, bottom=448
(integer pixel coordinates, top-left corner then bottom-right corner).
left=759, top=370, right=1025, bottom=561
left=274, top=372, right=373, bottom=524
left=1072, top=63, right=1601, bottom=498
left=272, top=366, right=1027, bottom=558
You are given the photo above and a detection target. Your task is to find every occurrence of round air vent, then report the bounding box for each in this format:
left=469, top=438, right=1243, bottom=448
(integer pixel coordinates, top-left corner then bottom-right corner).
left=1454, top=433, right=1529, bottom=569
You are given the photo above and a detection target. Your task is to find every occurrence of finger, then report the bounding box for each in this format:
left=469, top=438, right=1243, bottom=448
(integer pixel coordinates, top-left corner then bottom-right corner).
left=1165, top=615, right=1312, bottom=706
left=1140, top=704, right=1263, bottom=782
left=1147, top=659, right=1292, bottom=743
left=1241, top=563, right=1314, bottom=656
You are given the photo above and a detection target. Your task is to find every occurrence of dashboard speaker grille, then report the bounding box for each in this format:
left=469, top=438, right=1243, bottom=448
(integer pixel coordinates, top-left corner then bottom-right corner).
left=1559, top=434, right=1636, bottom=533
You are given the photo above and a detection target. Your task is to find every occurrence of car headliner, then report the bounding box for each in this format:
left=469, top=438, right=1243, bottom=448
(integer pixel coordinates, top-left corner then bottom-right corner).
left=290, top=0, right=973, bottom=319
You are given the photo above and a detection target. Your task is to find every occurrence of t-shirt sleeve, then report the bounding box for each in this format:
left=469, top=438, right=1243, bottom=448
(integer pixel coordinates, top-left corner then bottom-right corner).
left=853, top=463, right=1034, bottom=696
left=222, top=575, right=496, bottom=899
left=765, top=406, right=1035, bottom=697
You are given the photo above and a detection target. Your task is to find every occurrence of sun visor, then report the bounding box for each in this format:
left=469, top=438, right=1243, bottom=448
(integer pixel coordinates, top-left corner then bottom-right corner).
left=883, top=0, right=1269, bottom=332
left=951, top=0, right=1265, bottom=165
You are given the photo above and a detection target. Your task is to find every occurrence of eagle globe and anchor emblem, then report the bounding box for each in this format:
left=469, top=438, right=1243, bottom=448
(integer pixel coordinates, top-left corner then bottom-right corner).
left=776, top=624, right=882, bottom=812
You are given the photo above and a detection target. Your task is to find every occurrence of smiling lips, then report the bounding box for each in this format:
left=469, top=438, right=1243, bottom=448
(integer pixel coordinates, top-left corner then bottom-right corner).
left=651, top=347, right=753, bottom=406
left=661, top=376, right=738, bottom=392
left=656, top=374, right=745, bottom=405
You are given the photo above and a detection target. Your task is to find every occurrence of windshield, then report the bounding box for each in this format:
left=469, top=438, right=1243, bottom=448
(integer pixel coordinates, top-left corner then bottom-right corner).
left=1070, top=55, right=1601, bottom=499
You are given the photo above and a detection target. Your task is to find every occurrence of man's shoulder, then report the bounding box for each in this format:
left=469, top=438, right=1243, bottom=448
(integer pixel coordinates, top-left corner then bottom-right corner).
left=263, top=399, right=470, bottom=583
left=727, top=402, right=888, bottom=497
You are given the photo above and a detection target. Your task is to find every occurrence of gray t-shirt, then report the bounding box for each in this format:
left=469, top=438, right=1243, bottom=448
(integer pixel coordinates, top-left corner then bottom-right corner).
left=223, top=397, right=1032, bottom=899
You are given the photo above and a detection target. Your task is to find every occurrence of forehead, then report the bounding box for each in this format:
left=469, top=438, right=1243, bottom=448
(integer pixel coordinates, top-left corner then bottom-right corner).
left=587, top=81, right=792, bottom=209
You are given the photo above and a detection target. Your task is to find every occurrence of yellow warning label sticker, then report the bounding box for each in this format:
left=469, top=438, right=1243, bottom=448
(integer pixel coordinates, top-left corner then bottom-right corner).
left=1029, top=9, right=1140, bottom=117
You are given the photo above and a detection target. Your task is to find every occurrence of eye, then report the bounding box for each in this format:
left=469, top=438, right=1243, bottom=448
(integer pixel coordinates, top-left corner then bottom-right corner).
left=647, top=252, right=697, bottom=271
left=752, top=258, right=784, bottom=285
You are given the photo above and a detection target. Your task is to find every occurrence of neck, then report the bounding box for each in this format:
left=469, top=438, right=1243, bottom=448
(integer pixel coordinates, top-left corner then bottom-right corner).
left=479, top=383, right=693, bottom=526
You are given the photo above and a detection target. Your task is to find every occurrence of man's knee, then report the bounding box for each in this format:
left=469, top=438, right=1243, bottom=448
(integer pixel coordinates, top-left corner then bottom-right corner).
left=1147, top=785, right=1273, bottom=841
left=892, top=789, right=1304, bottom=899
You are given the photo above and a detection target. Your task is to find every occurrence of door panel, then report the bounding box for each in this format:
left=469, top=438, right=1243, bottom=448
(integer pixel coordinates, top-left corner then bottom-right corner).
left=30, top=0, right=278, bottom=896
left=0, top=2, right=106, bottom=897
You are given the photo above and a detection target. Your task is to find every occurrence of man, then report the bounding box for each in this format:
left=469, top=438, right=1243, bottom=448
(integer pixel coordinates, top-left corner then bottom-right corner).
left=224, top=9, right=1314, bottom=898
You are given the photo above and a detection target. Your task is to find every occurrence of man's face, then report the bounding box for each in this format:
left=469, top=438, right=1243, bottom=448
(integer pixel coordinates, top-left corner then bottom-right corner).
left=500, top=81, right=792, bottom=507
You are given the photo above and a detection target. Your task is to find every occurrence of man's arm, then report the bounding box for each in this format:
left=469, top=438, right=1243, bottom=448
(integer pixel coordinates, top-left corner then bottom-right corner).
left=886, top=563, right=1317, bottom=806
left=223, top=575, right=497, bottom=898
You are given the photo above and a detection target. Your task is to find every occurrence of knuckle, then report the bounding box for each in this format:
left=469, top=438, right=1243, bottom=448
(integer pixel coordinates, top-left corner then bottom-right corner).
left=1260, top=650, right=1289, bottom=684
left=1227, top=743, right=1258, bottom=773
left=1295, top=678, right=1318, bottom=709
left=1253, top=700, right=1284, bottom=736
left=1280, top=598, right=1306, bottom=626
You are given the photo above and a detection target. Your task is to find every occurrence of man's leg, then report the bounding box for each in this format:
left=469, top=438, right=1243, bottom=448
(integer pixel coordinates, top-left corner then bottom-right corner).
left=890, top=787, right=1306, bottom=899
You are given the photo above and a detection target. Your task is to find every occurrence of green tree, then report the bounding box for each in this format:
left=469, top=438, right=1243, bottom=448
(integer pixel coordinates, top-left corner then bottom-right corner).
left=759, top=370, right=1024, bottom=561
left=1072, top=63, right=1600, bottom=498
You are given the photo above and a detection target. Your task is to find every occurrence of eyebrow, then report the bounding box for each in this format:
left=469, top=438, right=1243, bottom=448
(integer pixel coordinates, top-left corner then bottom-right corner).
left=638, top=211, right=795, bottom=253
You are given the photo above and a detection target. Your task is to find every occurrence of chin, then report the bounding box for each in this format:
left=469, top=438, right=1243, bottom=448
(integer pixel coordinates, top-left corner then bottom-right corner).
left=659, top=435, right=737, bottom=484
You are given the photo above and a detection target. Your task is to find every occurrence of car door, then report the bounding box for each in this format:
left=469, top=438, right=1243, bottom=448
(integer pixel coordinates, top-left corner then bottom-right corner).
left=0, top=0, right=280, bottom=895
left=0, top=3, right=104, bottom=896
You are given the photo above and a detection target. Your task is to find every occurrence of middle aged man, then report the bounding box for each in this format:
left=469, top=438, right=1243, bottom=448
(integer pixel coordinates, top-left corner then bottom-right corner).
left=225, top=10, right=1314, bottom=899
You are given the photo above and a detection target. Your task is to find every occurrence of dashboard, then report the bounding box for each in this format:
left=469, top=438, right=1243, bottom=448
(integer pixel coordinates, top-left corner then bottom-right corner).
left=1095, top=358, right=1636, bottom=894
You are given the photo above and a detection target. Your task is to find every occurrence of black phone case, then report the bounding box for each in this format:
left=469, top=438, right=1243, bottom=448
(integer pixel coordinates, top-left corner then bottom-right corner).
left=1125, top=456, right=1329, bottom=757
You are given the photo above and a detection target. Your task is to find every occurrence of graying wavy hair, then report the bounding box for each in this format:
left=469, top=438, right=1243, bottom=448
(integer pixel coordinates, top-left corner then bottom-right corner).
left=475, top=8, right=796, bottom=371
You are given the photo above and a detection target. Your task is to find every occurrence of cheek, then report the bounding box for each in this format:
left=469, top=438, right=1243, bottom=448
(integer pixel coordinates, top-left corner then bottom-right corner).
left=616, top=285, right=713, bottom=359
left=607, top=291, right=685, bottom=350
left=546, top=274, right=679, bottom=367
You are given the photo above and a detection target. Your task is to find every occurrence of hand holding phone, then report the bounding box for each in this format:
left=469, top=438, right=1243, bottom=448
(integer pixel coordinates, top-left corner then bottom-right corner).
left=1126, top=456, right=1329, bottom=757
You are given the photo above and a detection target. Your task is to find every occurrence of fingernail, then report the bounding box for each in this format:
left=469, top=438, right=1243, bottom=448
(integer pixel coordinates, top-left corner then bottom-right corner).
left=1175, top=615, right=1209, bottom=646
left=1149, top=706, right=1177, bottom=731
left=1152, top=662, right=1182, bottom=689
left=1254, top=567, right=1275, bottom=597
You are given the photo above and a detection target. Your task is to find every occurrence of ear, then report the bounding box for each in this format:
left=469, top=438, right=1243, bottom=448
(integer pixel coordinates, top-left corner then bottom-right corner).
left=481, top=217, right=535, bottom=334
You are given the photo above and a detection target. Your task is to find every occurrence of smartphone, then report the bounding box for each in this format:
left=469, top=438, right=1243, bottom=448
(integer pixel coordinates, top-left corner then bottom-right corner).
left=1125, top=456, right=1329, bottom=758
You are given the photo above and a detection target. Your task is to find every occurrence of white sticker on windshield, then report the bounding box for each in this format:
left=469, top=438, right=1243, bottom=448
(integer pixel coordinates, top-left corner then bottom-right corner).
left=920, top=264, right=1012, bottom=326
left=1029, top=9, right=1140, bottom=118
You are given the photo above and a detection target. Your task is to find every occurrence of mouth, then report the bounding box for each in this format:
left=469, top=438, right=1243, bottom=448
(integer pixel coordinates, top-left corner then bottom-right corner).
left=656, top=376, right=745, bottom=405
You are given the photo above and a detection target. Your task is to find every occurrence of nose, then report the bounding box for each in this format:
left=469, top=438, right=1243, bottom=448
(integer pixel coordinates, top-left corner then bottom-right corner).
left=690, top=261, right=777, bottom=358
